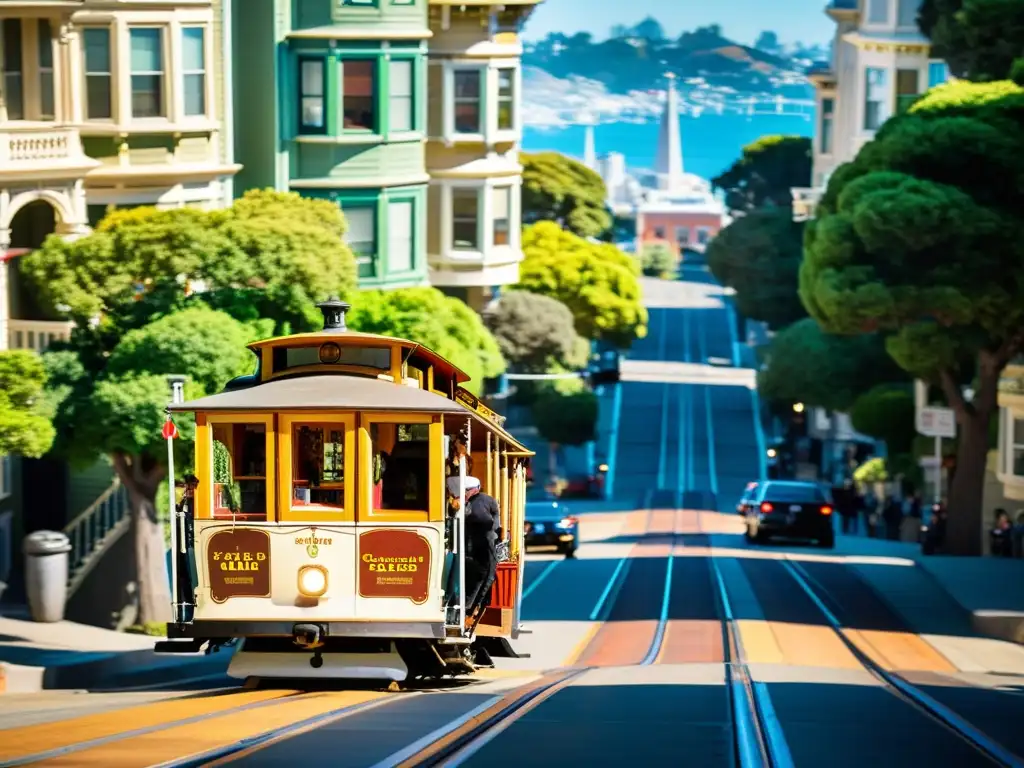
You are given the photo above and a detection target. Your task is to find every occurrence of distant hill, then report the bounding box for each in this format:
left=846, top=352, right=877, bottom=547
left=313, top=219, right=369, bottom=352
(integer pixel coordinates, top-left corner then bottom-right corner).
left=523, top=25, right=817, bottom=96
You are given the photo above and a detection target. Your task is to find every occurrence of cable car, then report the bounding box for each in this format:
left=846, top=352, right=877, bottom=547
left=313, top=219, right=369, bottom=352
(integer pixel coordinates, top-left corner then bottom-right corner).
left=156, top=298, right=534, bottom=681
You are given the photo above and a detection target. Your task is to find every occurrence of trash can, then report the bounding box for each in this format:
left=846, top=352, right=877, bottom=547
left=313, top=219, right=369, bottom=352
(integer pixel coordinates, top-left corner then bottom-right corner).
left=23, top=531, right=71, bottom=623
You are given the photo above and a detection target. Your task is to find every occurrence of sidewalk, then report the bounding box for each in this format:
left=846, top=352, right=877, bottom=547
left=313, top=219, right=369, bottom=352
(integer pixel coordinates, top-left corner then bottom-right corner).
left=0, top=607, right=230, bottom=694
left=834, top=533, right=1024, bottom=674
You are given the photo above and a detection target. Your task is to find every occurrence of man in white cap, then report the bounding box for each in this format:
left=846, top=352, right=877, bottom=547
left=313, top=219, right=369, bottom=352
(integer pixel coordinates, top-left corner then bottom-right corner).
left=445, top=475, right=501, bottom=620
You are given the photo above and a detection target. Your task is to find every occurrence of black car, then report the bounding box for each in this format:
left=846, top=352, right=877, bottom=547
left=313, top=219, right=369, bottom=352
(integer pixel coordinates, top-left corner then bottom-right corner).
left=744, top=480, right=834, bottom=548
left=736, top=482, right=759, bottom=515
left=525, top=500, right=579, bottom=558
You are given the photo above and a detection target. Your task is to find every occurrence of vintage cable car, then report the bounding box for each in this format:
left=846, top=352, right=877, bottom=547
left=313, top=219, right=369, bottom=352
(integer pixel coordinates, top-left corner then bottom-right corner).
left=156, top=299, right=533, bottom=681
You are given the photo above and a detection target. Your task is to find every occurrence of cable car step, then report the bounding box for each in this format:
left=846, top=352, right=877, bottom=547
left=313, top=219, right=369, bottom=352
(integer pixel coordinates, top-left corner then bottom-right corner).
left=154, top=639, right=207, bottom=654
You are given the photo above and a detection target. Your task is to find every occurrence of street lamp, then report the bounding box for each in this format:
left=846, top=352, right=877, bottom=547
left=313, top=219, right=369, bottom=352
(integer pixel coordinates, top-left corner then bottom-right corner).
left=792, top=402, right=805, bottom=413
left=767, top=448, right=777, bottom=459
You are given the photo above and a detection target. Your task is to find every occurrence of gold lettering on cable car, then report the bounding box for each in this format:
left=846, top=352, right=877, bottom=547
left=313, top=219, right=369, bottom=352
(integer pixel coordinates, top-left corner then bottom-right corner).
left=207, top=529, right=271, bottom=603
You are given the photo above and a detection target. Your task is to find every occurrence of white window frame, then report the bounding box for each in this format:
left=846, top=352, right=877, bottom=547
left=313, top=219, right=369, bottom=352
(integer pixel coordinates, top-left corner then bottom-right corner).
left=127, top=25, right=168, bottom=120
left=387, top=198, right=415, bottom=274
left=82, top=25, right=115, bottom=122
left=863, top=66, right=889, bottom=132
left=819, top=96, right=834, bottom=155
left=181, top=25, right=208, bottom=118
left=896, top=0, right=920, bottom=28
left=434, top=178, right=522, bottom=262
left=37, top=19, right=55, bottom=120
left=999, top=407, right=1024, bottom=480
left=442, top=60, right=521, bottom=144
left=1, top=19, right=25, bottom=122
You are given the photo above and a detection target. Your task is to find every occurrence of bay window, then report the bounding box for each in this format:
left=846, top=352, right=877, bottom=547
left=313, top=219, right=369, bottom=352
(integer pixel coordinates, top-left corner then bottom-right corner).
left=389, top=200, right=414, bottom=273
left=129, top=28, right=165, bottom=118
left=344, top=206, right=377, bottom=277
left=83, top=28, right=113, bottom=120
left=452, top=188, right=479, bottom=250
left=3, top=20, right=23, bottom=120
left=182, top=27, right=207, bottom=117
left=820, top=97, right=834, bottom=154
left=864, top=67, right=887, bottom=131
left=453, top=69, right=482, bottom=134
left=897, top=0, right=920, bottom=27
left=298, top=58, right=325, bottom=133
left=388, top=59, right=413, bottom=132
left=496, top=68, right=515, bottom=130
left=38, top=20, right=54, bottom=119
left=343, top=60, right=375, bottom=131
left=492, top=187, right=511, bottom=246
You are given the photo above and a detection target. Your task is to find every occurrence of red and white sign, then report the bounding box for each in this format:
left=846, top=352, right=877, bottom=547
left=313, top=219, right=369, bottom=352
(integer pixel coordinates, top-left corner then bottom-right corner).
left=916, top=406, right=956, bottom=439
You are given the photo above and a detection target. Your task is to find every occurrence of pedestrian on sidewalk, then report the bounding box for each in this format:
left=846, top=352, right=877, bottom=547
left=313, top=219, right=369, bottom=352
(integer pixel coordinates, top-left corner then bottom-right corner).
left=882, top=497, right=903, bottom=541
left=836, top=481, right=858, bottom=535
left=863, top=491, right=879, bottom=538
left=990, top=508, right=1013, bottom=557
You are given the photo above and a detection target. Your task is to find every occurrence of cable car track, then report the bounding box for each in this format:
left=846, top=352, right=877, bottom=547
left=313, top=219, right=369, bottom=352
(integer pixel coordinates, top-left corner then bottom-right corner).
left=782, top=558, right=1022, bottom=768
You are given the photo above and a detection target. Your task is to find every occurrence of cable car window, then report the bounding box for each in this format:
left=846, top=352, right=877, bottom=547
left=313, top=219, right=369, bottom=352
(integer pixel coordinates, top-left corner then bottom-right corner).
left=292, top=423, right=346, bottom=510
left=370, top=422, right=430, bottom=512
left=211, top=423, right=267, bottom=520
left=273, top=345, right=391, bottom=372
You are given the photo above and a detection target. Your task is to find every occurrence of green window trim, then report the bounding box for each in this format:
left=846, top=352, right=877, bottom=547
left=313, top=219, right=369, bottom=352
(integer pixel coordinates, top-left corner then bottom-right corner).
left=391, top=0, right=415, bottom=4
left=297, top=55, right=328, bottom=135
left=383, top=55, right=420, bottom=136
left=343, top=0, right=379, bottom=6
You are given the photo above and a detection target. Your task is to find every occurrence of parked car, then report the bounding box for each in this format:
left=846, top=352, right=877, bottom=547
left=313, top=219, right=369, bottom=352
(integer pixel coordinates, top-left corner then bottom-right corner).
left=744, top=480, right=834, bottom=548
left=525, top=499, right=579, bottom=558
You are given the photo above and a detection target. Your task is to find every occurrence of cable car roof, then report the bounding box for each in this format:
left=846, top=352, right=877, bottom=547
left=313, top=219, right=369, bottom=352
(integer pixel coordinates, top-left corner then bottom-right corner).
left=247, top=332, right=471, bottom=385
left=168, top=374, right=467, bottom=414
left=168, top=375, right=534, bottom=454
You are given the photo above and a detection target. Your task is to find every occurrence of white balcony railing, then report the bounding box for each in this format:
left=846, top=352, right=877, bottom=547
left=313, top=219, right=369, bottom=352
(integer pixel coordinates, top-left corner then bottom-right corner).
left=8, top=319, right=73, bottom=353
left=791, top=187, right=824, bottom=222
left=0, top=124, right=93, bottom=175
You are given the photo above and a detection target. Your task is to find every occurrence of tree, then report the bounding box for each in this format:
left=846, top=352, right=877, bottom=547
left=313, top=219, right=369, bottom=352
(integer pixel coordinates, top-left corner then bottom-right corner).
left=850, top=384, right=917, bottom=455
left=44, top=306, right=254, bottom=622
left=483, top=290, right=588, bottom=373
left=347, top=287, right=505, bottom=394
left=519, top=221, right=648, bottom=347
left=706, top=208, right=806, bottom=330
left=633, top=17, right=664, bottom=41
left=757, top=318, right=906, bottom=413
left=712, top=135, right=812, bottom=215
left=521, top=152, right=612, bottom=238
left=800, top=80, right=1024, bottom=554
left=638, top=241, right=677, bottom=279
left=531, top=380, right=598, bottom=447
left=919, top=0, right=1024, bottom=82
left=0, top=351, right=55, bottom=458
left=754, top=31, right=783, bottom=55
left=20, top=189, right=357, bottom=335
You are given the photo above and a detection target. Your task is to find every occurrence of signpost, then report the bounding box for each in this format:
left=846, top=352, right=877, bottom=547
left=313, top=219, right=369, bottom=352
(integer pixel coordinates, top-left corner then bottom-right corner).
left=916, top=405, right=957, bottom=503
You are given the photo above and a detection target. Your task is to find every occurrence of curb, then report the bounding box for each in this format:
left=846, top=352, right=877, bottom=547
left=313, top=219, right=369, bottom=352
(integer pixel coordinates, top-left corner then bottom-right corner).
left=0, top=647, right=232, bottom=694
left=971, top=610, right=1024, bottom=646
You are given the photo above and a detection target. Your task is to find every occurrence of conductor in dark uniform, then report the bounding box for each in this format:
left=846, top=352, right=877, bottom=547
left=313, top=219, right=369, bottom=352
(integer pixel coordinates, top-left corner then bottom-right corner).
left=446, top=475, right=501, bottom=619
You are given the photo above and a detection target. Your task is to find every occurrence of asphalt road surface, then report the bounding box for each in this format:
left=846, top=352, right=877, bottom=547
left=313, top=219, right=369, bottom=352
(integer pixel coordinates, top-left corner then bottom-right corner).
left=2, top=266, right=1023, bottom=767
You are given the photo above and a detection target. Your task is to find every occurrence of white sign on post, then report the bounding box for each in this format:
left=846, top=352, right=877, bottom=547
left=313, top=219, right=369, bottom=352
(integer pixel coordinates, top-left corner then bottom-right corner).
left=917, top=406, right=957, bottom=438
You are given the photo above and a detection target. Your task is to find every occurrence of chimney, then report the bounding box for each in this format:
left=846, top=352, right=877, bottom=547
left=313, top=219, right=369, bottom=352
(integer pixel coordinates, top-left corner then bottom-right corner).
left=317, top=296, right=350, bottom=332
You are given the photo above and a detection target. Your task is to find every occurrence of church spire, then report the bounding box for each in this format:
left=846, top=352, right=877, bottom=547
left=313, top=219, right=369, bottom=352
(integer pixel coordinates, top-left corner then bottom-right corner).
left=583, top=121, right=596, bottom=170
left=654, top=72, right=684, bottom=190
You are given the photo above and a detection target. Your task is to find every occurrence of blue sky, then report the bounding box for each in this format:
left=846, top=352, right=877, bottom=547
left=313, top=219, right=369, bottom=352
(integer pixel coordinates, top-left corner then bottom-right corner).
left=523, top=0, right=835, bottom=46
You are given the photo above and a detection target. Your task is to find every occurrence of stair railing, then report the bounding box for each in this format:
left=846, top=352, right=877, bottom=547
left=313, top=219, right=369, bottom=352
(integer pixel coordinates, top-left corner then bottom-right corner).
left=63, top=478, right=130, bottom=600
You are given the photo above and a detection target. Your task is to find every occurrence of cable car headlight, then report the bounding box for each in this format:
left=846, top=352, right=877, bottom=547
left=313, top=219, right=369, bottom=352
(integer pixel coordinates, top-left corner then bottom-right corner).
left=298, top=565, right=328, bottom=597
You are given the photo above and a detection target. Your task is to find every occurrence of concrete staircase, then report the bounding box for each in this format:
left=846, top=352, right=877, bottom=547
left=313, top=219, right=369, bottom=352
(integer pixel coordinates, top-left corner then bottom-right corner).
left=63, top=478, right=130, bottom=602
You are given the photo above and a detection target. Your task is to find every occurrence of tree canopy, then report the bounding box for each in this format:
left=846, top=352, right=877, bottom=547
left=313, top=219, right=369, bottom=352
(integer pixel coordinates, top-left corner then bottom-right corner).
left=800, top=80, right=1024, bottom=553
left=707, top=208, right=807, bottom=330
left=531, top=380, right=599, bottom=447
left=519, top=221, right=647, bottom=347
left=712, top=135, right=812, bottom=215
left=20, top=189, right=357, bottom=335
left=521, top=152, right=612, bottom=238
left=849, top=384, right=917, bottom=456
left=919, top=0, right=1024, bottom=82
left=638, top=241, right=677, bottom=279
left=483, top=290, right=588, bottom=373
left=0, top=350, right=55, bottom=458
left=43, top=306, right=254, bottom=622
left=757, top=318, right=906, bottom=413
left=347, top=287, right=505, bottom=393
